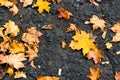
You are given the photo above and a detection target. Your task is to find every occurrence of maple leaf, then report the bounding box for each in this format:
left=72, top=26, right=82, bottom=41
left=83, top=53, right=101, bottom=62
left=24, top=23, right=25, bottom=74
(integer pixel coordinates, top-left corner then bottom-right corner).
left=85, top=15, right=106, bottom=31
left=0, top=54, right=7, bottom=64
left=86, top=46, right=104, bottom=64
left=33, top=0, right=51, bottom=13
left=0, top=0, right=13, bottom=7
left=22, top=27, right=42, bottom=45
left=9, top=40, right=25, bottom=54
left=4, top=20, right=19, bottom=37
left=14, top=71, right=26, bottom=79
left=20, top=0, right=33, bottom=7
left=69, top=31, right=95, bottom=55
left=9, top=5, right=19, bottom=15
left=87, top=67, right=101, bottom=80
left=115, top=72, right=120, bottom=80
left=0, top=41, right=9, bottom=53
left=6, top=53, right=27, bottom=70
left=0, top=27, right=4, bottom=37
left=110, top=23, right=120, bottom=42
left=37, top=76, right=59, bottom=80
left=57, top=7, right=73, bottom=20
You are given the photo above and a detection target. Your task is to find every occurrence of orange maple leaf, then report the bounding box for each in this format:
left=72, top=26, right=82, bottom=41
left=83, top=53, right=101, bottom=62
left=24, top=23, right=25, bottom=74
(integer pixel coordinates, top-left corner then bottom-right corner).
left=87, top=67, right=101, bottom=80
left=37, top=76, right=59, bottom=80
left=33, top=0, right=51, bottom=13
left=57, top=7, right=73, bottom=20
left=9, top=5, right=19, bottom=15
left=85, top=15, right=106, bottom=31
left=115, top=72, right=120, bottom=80
left=14, top=71, right=26, bottom=79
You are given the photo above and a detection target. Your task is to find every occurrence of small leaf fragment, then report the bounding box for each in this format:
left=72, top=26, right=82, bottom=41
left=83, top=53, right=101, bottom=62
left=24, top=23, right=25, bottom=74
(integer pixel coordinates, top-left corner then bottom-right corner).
left=14, top=71, right=26, bottom=79
left=20, top=0, right=33, bottom=7
left=9, top=5, right=19, bottom=15
left=105, top=42, right=112, bottom=49
left=37, top=76, right=59, bottom=80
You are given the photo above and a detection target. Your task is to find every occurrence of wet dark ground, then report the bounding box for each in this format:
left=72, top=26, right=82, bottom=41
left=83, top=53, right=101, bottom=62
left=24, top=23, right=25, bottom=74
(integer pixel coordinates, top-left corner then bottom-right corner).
left=1, top=0, right=120, bottom=80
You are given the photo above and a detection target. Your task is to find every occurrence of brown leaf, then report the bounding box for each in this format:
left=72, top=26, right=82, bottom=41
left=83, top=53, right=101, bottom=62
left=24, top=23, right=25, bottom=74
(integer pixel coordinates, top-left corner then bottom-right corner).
left=87, top=67, right=101, bottom=80
left=20, top=0, right=33, bottom=7
left=14, top=71, right=26, bottom=79
left=9, top=5, right=19, bottom=15
left=57, top=7, right=73, bottom=20
left=6, top=53, right=27, bottom=70
left=37, top=76, right=59, bottom=80
left=115, top=72, right=120, bottom=80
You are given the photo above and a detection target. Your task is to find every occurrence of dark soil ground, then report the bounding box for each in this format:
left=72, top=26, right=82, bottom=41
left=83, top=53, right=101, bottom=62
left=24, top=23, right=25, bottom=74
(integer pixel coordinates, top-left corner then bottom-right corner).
left=1, top=0, right=120, bottom=80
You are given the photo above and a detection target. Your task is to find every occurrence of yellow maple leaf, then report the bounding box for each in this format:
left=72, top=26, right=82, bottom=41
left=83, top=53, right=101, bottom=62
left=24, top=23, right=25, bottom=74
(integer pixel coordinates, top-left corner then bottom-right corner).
left=9, top=40, right=25, bottom=54
left=33, top=0, right=51, bottom=13
left=0, top=0, right=13, bottom=7
left=69, top=31, right=95, bottom=55
left=4, top=20, right=19, bottom=37
left=6, top=67, right=14, bottom=76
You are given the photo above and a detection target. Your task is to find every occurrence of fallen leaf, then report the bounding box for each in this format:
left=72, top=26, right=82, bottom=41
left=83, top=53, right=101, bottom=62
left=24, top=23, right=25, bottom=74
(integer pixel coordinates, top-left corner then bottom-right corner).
left=102, top=30, right=107, bottom=39
left=6, top=67, right=14, bottom=76
left=9, top=40, right=25, bottom=54
left=67, top=23, right=79, bottom=32
left=61, top=41, right=66, bottom=48
left=89, top=0, right=99, bottom=6
left=0, top=40, right=9, bottom=53
left=4, top=20, right=19, bottom=37
left=22, top=27, right=42, bottom=45
left=9, top=5, right=19, bottom=15
left=0, top=27, right=4, bottom=37
left=30, top=60, right=36, bottom=68
left=41, top=24, right=53, bottom=30
left=57, top=7, right=73, bottom=20
left=86, top=15, right=106, bottom=31
left=14, top=71, right=26, bottom=79
left=37, top=76, right=59, bottom=80
left=6, top=53, right=27, bottom=70
left=115, top=72, right=120, bottom=80
left=48, top=0, right=61, bottom=3
left=0, top=0, right=13, bottom=7
left=33, top=0, right=51, bottom=13
left=112, top=33, right=120, bottom=42
left=69, top=31, right=95, bottom=55
left=86, top=47, right=104, bottom=64
left=105, top=42, right=112, bottom=49
left=87, top=67, right=101, bottom=80
left=20, top=0, right=33, bottom=7
left=0, top=54, right=7, bottom=64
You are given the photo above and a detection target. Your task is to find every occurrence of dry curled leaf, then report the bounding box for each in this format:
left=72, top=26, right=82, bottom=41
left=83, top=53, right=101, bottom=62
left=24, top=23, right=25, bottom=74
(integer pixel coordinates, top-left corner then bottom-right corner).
left=33, top=0, right=51, bottom=13
left=22, top=27, right=42, bottom=45
left=115, top=72, right=120, bottom=80
left=61, top=41, right=66, bottom=48
left=4, top=20, right=19, bottom=37
left=41, top=24, right=53, bottom=30
left=30, top=60, right=36, bottom=68
left=67, top=23, right=79, bottom=32
left=89, top=0, right=102, bottom=6
left=87, top=67, right=101, bottom=80
left=85, top=15, right=106, bottom=31
left=9, top=5, right=19, bottom=15
left=57, top=7, right=73, bottom=20
left=6, top=53, right=27, bottom=70
left=9, top=40, right=25, bottom=54
left=14, top=71, right=26, bottom=79
left=20, top=0, right=33, bottom=7
left=37, top=76, right=59, bottom=80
